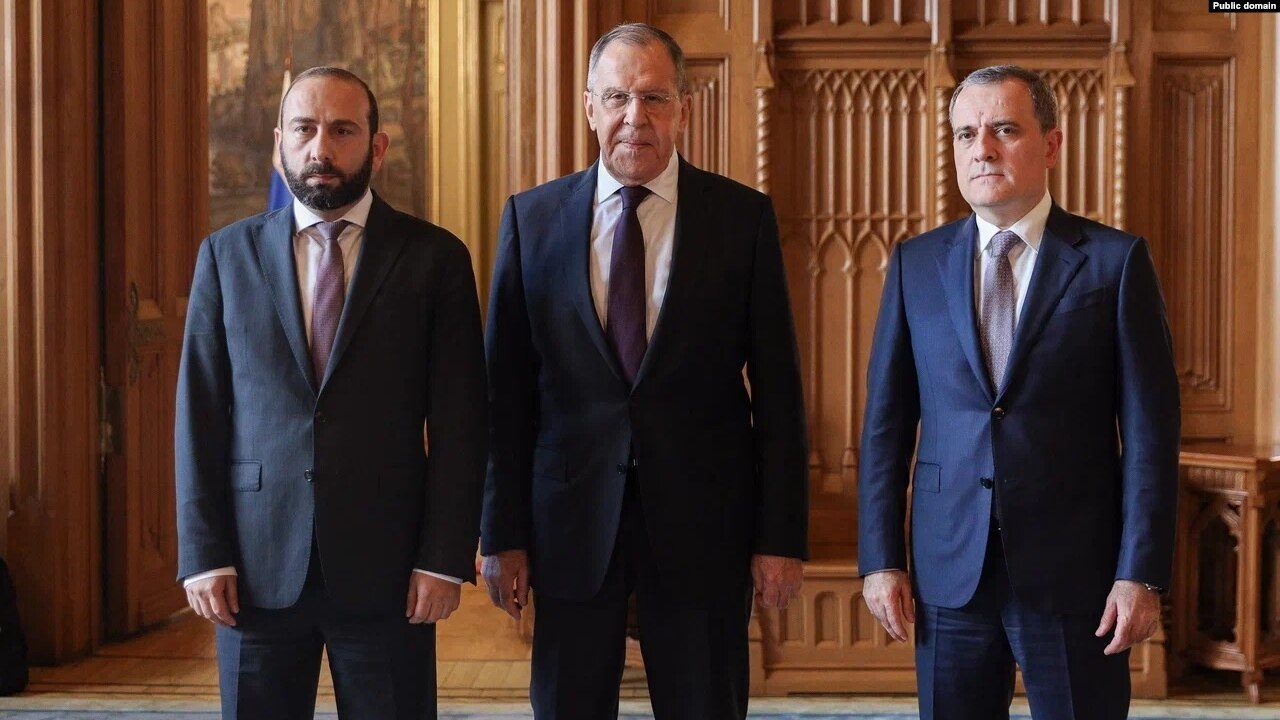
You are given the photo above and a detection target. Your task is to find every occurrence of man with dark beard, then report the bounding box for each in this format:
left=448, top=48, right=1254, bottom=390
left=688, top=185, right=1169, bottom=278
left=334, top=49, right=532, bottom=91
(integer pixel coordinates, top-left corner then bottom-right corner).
left=175, top=66, right=487, bottom=719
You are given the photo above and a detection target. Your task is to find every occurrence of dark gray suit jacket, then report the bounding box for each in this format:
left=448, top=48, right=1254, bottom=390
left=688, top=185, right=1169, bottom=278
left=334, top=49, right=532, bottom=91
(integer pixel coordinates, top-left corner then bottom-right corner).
left=175, top=194, right=487, bottom=614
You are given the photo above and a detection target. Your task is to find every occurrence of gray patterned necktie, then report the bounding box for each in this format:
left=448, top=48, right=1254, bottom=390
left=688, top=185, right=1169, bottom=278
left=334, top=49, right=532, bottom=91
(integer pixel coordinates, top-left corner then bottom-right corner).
left=981, top=230, right=1022, bottom=390
left=310, top=219, right=350, bottom=382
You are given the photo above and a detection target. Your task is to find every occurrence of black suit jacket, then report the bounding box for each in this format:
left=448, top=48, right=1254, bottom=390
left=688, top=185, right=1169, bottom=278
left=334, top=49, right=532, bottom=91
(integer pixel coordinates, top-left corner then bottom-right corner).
left=175, top=194, right=487, bottom=614
left=482, top=158, right=809, bottom=602
left=858, top=206, right=1181, bottom=613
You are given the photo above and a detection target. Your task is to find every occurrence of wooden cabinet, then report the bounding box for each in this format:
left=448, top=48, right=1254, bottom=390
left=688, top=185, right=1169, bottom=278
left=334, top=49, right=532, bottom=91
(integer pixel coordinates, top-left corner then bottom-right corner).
left=1172, top=444, right=1280, bottom=703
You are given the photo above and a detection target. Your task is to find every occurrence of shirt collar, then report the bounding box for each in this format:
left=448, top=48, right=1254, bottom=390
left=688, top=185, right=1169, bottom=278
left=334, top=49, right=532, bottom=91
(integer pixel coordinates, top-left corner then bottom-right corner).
left=975, top=190, right=1052, bottom=255
left=595, top=151, right=680, bottom=206
left=292, top=188, right=374, bottom=235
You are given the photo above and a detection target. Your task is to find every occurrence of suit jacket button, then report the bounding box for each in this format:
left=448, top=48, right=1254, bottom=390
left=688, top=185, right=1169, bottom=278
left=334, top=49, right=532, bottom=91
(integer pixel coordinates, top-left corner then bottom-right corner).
left=305, top=469, right=314, bottom=482
left=616, top=464, right=627, bottom=474
left=992, top=407, right=1006, bottom=419
left=314, top=411, right=327, bottom=424
left=980, top=477, right=993, bottom=489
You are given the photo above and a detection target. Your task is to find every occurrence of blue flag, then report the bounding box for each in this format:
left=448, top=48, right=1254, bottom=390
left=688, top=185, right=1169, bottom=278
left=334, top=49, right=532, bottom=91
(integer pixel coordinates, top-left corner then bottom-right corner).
left=269, top=68, right=293, bottom=212
left=268, top=167, right=291, bottom=212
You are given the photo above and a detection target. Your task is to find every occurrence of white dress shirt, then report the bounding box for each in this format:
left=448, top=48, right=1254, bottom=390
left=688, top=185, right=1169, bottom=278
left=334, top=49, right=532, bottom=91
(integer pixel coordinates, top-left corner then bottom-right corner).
left=590, top=151, right=680, bottom=338
left=973, top=190, right=1053, bottom=327
left=183, top=191, right=461, bottom=587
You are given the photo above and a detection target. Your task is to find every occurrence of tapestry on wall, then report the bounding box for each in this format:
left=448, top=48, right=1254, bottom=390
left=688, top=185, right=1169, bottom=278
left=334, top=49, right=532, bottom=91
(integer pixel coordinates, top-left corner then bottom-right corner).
left=207, top=0, right=428, bottom=231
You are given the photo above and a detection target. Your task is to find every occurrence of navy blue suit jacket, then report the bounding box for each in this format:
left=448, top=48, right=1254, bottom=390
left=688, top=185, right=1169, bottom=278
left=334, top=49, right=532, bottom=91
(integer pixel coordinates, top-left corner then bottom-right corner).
left=857, top=206, right=1180, bottom=614
left=175, top=194, right=487, bottom=614
left=481, top=159, right=809, bottom=602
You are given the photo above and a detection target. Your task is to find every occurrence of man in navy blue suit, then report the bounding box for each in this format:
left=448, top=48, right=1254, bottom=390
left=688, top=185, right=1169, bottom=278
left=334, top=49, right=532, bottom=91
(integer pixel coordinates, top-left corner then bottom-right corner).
left=481, top=23, right=808, bottom=720
left=858, top=65, right=1180, bottom=719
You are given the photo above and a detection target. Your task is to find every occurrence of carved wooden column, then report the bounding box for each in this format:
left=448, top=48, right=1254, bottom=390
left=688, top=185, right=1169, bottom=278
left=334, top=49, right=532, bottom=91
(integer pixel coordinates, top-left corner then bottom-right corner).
left=928, top=1, right=955, bottom=227
left=1107, top=44, right=1135, bottom=230
left=1173, top=444, right=1280, bottom=703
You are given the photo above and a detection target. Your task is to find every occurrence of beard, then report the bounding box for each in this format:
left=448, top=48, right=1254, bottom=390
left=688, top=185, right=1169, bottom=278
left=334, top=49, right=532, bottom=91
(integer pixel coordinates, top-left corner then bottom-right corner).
left=280, top=146, right=374, bottom=212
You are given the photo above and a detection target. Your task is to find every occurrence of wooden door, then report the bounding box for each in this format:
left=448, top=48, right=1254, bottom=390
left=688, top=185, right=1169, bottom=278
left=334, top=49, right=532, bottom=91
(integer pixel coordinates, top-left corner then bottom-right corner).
left=100, top=0, right=208, bottom=637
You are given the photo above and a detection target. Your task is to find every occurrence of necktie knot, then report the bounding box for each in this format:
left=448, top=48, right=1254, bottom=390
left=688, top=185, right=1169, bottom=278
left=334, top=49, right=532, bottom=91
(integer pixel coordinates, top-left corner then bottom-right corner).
left=990, top=230, right=1022, bottom=260
left=313, top=220, right=350, bottom=244
left=619, top=185, right=651, bottom=211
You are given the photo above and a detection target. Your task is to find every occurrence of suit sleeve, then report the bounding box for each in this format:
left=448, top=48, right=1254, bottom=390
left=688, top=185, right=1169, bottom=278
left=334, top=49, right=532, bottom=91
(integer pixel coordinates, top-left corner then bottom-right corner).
left=417, top=236, right=489, bottom=582
left=745, top=199, right=810, bottom=560
left=1114, top=237, right=1181, bottom=589
left=857, top=243, right=921, bottom=576
left=175, top=237, right=235, bottom=581
left=480, top=196, right=538, bottom=556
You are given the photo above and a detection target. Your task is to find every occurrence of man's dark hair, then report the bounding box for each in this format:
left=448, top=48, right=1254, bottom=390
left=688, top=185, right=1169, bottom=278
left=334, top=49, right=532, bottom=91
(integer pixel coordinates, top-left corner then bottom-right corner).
left=949, top=65, right=1058, bottom=133
left=588, top=23, right=689, bottom=95
left=279, top=66, right=380, bottom=134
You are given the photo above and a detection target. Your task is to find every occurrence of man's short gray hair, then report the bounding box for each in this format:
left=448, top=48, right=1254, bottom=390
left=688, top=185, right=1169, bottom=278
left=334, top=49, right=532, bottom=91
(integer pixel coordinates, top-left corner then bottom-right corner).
left=587, top=23, right=689, bottom=95
left=949, top=65, right=1058, bottom=133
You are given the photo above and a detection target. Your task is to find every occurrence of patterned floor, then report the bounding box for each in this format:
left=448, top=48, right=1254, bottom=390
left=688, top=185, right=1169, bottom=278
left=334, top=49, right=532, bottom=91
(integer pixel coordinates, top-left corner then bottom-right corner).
left=2, top=698, right=1280, bottom=719
left=11, top=586, right=1280, bottom=718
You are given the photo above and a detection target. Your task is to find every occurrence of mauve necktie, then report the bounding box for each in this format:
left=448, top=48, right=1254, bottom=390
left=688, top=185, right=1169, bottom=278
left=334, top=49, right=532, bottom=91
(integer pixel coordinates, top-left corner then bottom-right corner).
left=606, top=185, right=651, bottom=384
left=980, top=229, right=1022, bottom=390
left=310, top=219, right=350, bottom=383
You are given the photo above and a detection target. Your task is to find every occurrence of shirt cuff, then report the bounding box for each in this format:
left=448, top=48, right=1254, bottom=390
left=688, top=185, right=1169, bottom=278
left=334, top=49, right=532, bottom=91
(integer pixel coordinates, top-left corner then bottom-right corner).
left=182, top=566, right=237, bottom=587
left=862, top=568, right=907, bottom=577
left=413, top=569, right=464, bottom=584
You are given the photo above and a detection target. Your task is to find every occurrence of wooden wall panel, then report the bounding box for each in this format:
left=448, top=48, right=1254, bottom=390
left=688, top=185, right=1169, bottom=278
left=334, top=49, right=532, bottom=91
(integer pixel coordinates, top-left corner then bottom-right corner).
left=774, top=65, right=930, bottom=559
left=0, top=0, right=102, bottom=662
left=655, top=0, right=725, bottom=14
left=1129, top=1, right=1263, bottom=444
left=505, top=0, right=600, bottom=191
left=1154, top=0, right=1235, bottom=33
left=952, top=0, right=1111, bottom=37
left=1042, top=68, right=1108, bottom=222
left=1153, top=60, right=1233, bottom=414
left=101, top=0, right=205, bottom=638
left=773, top=0, right=930, bottom=37
left=758, top=567, right=916, bottom=692
left=652, top=0, right=729, bottom=34
left=656, top=0, right=763, bottom=183
left=680, top=58, right=729, bottom=175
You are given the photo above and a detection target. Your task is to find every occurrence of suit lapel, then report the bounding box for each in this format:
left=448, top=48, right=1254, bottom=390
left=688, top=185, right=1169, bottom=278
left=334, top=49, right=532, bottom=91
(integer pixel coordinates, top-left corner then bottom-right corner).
left=322, top=194, right=408, bottom=389
left=996, top=205, right=1085, bottom=401
left=935, top=216, right=994, bottom=402
left=633, top=158, right=703, bottom=388
left=252, top=207, right=317, bottom=392
left=560, top=164, right=626, bottom=383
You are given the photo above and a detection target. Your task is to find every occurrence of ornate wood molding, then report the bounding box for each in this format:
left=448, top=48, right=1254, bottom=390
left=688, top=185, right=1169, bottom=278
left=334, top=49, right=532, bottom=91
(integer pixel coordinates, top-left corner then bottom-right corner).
left=929, top=43, right=956, bottom=226
left=753, top=39, right=774, bottom=194
left=1109, top=43, right=1135, bottom=229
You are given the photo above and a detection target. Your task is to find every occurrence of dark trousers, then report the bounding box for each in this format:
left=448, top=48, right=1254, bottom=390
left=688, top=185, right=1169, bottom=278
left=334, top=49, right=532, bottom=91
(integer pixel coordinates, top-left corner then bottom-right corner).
left=915, top=528, right=1130, bottom=720
left=530, top=475, right=753, bottom=720
left=215, top=550, right=437, bottom=720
